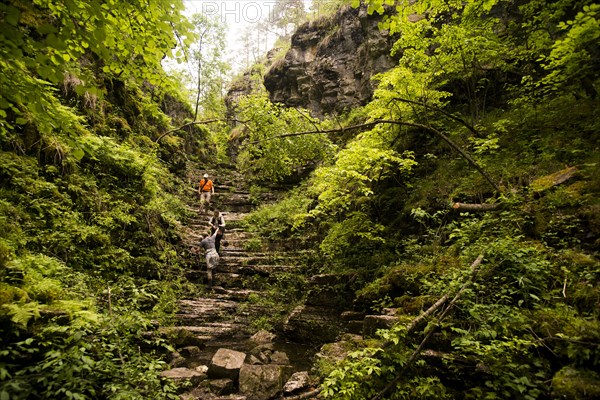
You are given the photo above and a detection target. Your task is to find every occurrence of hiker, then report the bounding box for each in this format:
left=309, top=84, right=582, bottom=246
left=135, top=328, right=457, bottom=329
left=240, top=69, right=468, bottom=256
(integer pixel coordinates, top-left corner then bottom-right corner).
left=209, top=210, right=226, bottom=255
left=198, top=173, right=215, bottom=214
left=200, top=229, right=219, bottom=287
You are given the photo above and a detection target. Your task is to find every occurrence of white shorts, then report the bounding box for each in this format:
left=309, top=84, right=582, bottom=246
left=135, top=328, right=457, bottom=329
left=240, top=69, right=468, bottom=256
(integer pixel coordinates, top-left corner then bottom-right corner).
left=205, top=249, right=219, bottom=270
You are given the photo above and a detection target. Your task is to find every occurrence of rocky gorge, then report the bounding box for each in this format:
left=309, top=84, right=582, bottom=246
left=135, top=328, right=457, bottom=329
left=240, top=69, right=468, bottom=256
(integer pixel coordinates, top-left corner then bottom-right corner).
left=226, top=5, right=398, bottom=119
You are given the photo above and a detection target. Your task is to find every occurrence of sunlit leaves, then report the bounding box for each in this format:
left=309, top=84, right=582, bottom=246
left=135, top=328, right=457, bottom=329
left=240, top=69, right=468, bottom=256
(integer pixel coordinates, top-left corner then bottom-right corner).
left=319, top=212, right=386, bottom=258
left=311, top=127, right=416, bottom=216
left=236, top=93, right=335, bottom=182
left=0, top=0, right=194, bottom=141
left=540, top=4, right=600, bottom=94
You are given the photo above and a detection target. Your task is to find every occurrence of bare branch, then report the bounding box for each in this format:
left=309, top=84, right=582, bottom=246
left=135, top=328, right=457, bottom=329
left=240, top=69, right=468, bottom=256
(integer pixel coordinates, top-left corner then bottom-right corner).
left=155, top=118, right=250, bottom=144
left=390, top=96, right=481, bottom=137
left=248, top=119, right=500, bottom=193
left=451, top=202, right=503, bottom=212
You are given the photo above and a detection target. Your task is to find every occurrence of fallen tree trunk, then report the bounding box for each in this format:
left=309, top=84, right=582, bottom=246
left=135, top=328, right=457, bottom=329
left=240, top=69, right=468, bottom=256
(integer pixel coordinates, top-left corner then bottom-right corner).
left=451, top=202, right=503, bottom=212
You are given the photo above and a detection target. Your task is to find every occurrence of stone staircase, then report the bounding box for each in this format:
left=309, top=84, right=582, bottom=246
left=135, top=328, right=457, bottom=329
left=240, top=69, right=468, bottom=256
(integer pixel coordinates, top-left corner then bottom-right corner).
left=162, top=166, right=322, bottom=399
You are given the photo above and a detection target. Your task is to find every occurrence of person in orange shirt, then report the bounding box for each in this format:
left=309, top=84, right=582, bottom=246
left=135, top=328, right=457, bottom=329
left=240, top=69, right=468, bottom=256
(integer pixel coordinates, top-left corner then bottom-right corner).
left=198, top=173, right=214, bottom=214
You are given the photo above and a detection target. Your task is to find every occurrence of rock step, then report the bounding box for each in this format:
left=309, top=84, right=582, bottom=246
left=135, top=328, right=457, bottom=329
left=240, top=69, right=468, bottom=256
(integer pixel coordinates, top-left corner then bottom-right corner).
left=174, top=323, right=248, bottom=340
left=212, top=287, right=262, bottom=301
left=184, top=271, right=253, bottom=289
left=175, top=298, right=271, bottom=328
left=218, top=264, right=306, bottom=275
left=176, top=298, right=238, bottom=321
left=185, top=228, right=252, bottom=238
left=219, top=255, right=308, bottom=266
left=187, top=214, right=247, bottom=221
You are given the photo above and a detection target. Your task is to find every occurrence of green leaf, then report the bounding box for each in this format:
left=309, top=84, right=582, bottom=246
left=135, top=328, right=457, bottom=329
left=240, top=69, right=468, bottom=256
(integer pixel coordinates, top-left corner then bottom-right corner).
left=72, top=148, right=85, bottom=161
left=5, top=5, right=21, bottom=26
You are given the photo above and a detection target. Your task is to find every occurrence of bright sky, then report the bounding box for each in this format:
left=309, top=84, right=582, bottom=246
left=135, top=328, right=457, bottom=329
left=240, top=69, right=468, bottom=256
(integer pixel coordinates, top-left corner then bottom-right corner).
left=183, top=0, right=287, bottom=72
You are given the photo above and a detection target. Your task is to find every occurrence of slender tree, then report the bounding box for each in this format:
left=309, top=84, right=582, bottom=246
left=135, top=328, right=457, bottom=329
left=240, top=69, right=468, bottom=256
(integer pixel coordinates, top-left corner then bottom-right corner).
left=189, top=13, right=230, bottom=119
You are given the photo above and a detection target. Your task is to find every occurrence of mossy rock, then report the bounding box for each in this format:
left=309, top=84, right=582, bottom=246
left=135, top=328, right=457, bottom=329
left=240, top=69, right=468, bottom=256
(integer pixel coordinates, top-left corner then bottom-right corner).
left=552, top=367, right=600, bottom=399
left=355, top=262, right=441, bottom=310
left=394, top=294, right=438, bottom=315
left=530, top=166, right=579, bottom=193
left=161, top=327, right=206, bottom=348
left=570, top=282, right=600, bottom=314
left=0, top=282, right=29, bottom=306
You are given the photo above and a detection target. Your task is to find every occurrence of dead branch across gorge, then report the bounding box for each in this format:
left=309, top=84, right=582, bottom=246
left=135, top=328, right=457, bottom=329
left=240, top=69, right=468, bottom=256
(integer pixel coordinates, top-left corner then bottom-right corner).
left=248, top=120, right=501, bottom=193
left=155, top=118, right=251, bottom=143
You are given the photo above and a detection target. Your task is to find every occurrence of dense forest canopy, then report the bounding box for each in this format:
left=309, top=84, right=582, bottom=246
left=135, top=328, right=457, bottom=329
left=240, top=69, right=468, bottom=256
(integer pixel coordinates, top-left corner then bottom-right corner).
left=1, top=0, right=599, bottom=399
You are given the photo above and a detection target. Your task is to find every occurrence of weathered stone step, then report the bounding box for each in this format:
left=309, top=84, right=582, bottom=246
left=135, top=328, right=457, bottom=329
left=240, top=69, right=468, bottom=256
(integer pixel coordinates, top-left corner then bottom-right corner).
left=174, top=323, right=247, bottom=340
left=219, top=252, right=308, bottom=263
left=211, top=287, right=262, bottom=301
left=219, top=264, right=305, bottom=276
left=176, top=299, right=238, bottom=322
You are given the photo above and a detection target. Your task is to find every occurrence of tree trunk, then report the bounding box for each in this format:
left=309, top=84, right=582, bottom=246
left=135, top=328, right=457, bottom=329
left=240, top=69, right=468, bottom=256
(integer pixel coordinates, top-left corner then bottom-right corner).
left=451, top=202, right=503, bottom=212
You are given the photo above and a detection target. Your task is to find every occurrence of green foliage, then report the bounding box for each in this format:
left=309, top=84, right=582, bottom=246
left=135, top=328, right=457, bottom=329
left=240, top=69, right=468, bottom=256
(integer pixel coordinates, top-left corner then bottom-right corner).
left=540, top=4, right=600, bottom=95
left=236, top=0, right=600, bottom=398
left=0, top=1, right=200, bottom=397
left=0, top=0, right=193, bottom=141
left=243, top=271, right=307, bottom=332
left=243, top=186, right=313, bottom=243
left=310, top=127, right=417, bottom=217
left=235, top=93, right=336, bottom=182
left=319, top=212, right=386, bottom=260
left=0, top=315, right=178, bottom=400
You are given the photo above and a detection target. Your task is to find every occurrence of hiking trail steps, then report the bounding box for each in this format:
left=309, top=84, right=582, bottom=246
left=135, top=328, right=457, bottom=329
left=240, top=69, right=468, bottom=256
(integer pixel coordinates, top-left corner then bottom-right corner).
left=171, top=166, right=314, bottom=370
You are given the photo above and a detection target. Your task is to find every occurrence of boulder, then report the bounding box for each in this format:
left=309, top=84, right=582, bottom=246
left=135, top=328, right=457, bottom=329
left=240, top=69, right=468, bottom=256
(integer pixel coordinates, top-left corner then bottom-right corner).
left=270, top=351, right=290, bottom=365
left=283, top=305, right=344, bottom=344
left=316, top=334, right=364, bottom=365
left=246, top=354, right=263, bottom=365
left=207, top=378, right=235, bottom=395
left=160, top=367, right=206, bottom=387
left=283, top=371, right=310, bottom=394
left=208, top=348, right=247, bottom=380
left=249, top=343, right=274, bottom=364
left=238, top=364, right=292, bottom=400
left=180, top=345, right=202, bottom=358
left=168, top=351, right=187, bottom=368
left=195, top=365, right=209, bottom=374
left=250, top=329, right=276, bottom=344
left=162, top=327, right=205, bottom=348
left=363, top=315, right=399, bottom=337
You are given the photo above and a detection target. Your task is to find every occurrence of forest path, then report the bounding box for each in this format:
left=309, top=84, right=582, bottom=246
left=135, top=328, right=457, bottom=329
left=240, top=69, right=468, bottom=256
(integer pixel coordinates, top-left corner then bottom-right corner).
left=164, top=165, right=317, bottom=398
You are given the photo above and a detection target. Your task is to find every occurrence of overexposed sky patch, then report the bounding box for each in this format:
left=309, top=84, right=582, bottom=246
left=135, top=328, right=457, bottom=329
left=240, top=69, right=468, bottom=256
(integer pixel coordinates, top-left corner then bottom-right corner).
left=184, top=0, right=298, bottom=72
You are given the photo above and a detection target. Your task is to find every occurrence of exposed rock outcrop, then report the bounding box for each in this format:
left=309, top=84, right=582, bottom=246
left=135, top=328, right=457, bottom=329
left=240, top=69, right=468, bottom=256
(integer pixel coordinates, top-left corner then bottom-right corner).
left=263, top=5, right=398, bottom=117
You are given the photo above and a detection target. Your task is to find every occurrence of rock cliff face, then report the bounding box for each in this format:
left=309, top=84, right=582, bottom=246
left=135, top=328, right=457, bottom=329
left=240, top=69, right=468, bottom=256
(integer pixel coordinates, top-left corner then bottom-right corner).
left=263, top=5, right=397, bottom=117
